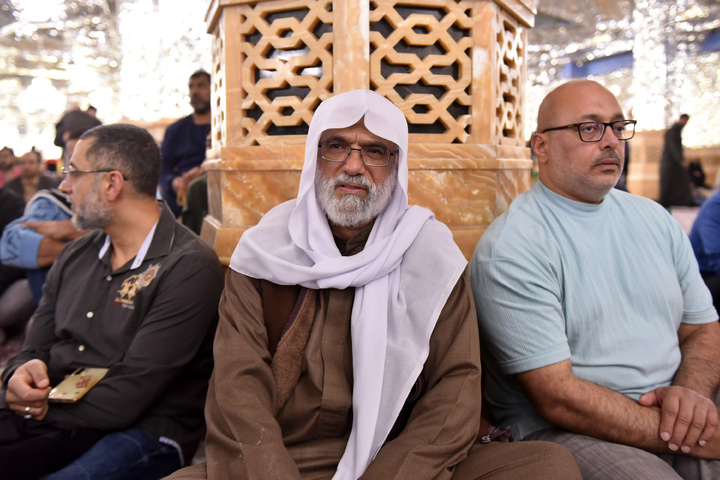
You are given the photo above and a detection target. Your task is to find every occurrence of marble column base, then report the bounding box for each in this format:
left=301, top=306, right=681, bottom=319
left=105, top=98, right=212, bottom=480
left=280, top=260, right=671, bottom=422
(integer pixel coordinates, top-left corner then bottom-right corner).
left=201, top=144, right=532, bottom=264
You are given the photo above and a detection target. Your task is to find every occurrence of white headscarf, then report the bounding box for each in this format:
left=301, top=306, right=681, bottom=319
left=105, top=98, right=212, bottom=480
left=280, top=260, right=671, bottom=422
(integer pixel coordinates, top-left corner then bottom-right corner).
left=230, top=89, right=467, bottom=479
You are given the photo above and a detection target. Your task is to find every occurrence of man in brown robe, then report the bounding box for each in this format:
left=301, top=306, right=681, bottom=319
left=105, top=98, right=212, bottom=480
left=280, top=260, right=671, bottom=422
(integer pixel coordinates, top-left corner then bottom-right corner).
left=167, top=90, right=580, bottom=480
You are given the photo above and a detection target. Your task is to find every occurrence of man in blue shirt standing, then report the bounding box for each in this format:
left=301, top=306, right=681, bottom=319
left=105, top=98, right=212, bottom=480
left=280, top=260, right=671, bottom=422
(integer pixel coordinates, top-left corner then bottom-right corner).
left=159, top=69, right=211, bottom=217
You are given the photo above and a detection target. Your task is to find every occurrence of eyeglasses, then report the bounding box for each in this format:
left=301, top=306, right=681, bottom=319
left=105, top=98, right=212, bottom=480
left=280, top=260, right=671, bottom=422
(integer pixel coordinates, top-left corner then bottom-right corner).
left=318, top=140, right=396, bottom=167
left=541, top=120, right=637, bottom=142
left=60, top=167, right=119, bottom=181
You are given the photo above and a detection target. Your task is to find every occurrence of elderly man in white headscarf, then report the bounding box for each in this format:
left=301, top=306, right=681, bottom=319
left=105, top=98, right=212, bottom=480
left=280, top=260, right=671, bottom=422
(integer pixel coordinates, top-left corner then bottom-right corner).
left=166, top=90, right=580, bottom=480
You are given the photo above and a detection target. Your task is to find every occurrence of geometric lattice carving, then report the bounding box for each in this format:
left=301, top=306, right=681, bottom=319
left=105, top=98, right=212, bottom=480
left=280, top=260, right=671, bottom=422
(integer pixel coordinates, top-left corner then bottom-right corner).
left=210, top=23, right=226, bottom=149
left=370, top=1, right=473, bottom=144
left=234, top=0, right=333, bottom=146
left=204, top=0, right=536, bottom=263
left=211, top=0, right=530, bottom=148
left=495, top=8, right=526, bottom=146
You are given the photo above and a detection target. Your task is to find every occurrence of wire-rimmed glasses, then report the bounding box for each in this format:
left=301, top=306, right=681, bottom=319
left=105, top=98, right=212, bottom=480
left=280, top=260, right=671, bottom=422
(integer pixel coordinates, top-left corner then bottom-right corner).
left=318, top=140, right=396, bottom=167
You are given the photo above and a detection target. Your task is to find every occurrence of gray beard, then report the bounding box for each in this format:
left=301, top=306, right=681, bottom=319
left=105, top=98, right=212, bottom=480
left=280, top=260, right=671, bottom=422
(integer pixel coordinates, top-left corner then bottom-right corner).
left=315, top=169, right=397, bottom=228
left=192, top=100, right=211, bottom=115
left=72, top=187, right=113, bottom=231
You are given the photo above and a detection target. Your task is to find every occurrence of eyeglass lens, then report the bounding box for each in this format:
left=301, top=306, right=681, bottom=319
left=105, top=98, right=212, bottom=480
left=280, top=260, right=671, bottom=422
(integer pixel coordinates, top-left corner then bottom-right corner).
left=580, top=121, right=635, bottom=141
left=320, top=141, right=391, bottom=166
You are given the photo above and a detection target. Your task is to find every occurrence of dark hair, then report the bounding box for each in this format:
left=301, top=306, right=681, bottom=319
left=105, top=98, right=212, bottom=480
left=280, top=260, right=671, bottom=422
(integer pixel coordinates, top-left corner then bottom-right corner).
left=26, top=149, right=42, bottom=163
left=68, top=127, right=91, bottom=141
left=190, top=69, right=211, bottom=83
left=80, top=124, right=160, bottom=198
left=680, top=114, right=690, bottom=121
left=1, top=146, right=14, bottom=156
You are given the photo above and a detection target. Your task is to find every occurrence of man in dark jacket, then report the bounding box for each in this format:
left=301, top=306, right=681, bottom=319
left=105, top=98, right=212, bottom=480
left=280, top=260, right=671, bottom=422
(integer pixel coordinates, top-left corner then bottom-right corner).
left=1, top=124, right=224, bottom=480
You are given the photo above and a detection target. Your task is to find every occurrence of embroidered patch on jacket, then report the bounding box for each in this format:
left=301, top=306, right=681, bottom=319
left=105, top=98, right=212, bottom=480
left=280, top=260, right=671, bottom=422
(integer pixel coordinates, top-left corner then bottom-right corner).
left=114, top=263, right=161, bottom=308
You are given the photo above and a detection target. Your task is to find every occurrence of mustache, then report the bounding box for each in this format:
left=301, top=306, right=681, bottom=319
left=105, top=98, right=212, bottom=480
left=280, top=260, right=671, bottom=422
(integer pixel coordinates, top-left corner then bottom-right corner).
left=334, top=172, right=371, bottom=189
left=593, top=151, right=622, bottom=165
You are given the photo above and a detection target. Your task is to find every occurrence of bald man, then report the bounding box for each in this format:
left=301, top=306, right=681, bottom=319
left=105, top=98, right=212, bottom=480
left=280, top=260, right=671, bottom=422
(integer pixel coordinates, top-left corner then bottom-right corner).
left=470, top=80, right=720, bottom=479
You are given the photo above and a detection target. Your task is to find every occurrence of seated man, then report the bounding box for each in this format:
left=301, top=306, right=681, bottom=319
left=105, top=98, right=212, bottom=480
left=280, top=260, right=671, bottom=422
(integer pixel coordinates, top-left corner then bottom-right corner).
left=470, top=80, right=720, bottom=479
left=690, top=188, right=720, bottom=313
left=0, top=131, right=100, bottom=305
left=167, top=90, right=580, bottom=480
left=3, top=150, right=60, bottom=206
left=0, top=187, right=85, bottom=305
left=0, top=146, right=21, bottom=187
left=0, top=124, right=224, bottom=480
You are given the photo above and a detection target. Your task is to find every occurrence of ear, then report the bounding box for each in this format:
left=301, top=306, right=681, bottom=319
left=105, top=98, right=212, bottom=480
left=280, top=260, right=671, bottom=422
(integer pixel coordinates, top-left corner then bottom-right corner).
left=530, top=133, right=549, bottom=165
left=103, top=171, right=125, bottom=202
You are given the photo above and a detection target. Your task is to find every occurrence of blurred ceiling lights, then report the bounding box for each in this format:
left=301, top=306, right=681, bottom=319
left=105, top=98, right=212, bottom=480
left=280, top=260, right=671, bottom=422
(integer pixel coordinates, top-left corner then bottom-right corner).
left=1, top=0, right=720, bottom=158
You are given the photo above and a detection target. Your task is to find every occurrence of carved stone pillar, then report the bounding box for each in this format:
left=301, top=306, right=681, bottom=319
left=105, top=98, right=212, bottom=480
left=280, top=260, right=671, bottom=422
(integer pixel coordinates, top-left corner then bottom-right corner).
left=204, top=0, right=536, bottom=263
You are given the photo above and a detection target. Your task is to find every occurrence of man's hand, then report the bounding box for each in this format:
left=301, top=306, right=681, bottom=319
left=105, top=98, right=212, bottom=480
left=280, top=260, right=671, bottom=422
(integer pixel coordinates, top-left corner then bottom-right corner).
left=171, top=167, right=203, bottom=194
left=22, top=220, right=86, bottom=241
left=6, top=359, right=52, bottom=421
left=182, top=166, right=203, bottom=184
left=639, top=385, right=718, bottom=454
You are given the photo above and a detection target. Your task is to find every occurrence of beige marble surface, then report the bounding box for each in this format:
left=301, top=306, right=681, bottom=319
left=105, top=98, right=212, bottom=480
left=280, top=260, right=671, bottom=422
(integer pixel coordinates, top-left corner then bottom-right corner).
left=202, top=144, right=531, bottom=262
left=202, top=0, right=536, bottom=262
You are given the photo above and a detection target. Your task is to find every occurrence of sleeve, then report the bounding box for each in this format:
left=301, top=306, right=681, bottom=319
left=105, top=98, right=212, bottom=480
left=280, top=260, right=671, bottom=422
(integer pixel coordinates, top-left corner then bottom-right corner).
left=44, top=252, right=224, bottom=430
left=0, top=191, right=24, bottom=229
left=359, top=274, right=481, bottom=480
left=668, top=214, right=718, bottom=323
left=203, top=270, right=302, bottom=480
left=468, top=246, right=571, bottom=375
left=696, top=201, right=720, bottom=276
left=0, top=197, right=66, bottom=269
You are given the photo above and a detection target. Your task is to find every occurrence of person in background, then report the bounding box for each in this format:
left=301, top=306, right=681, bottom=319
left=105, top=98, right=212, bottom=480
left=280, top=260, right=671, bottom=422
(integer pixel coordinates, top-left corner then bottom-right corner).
left=687, top=158, right=711, bottom=205
left=659, top=113, right=696, bottom=208
left=159, top=69, right=211, bottom=218
left=0, top=123, right=224, bottom=480
left=3, top=150, right=60, bottom=206
left=1, top=133, right=92, bottom=305
left=690, top=188, right=720, bottom=314
left=470, top=80, right=720, bottom=479
left=0, top=147, right=21, bottom=188
left=0, top=187, right=84, bottom=306
left=54, top=104, right=102, bottom=158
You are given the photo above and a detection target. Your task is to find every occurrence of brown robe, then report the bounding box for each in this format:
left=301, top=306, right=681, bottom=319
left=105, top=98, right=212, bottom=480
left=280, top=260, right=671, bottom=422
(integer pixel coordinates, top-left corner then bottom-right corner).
left=166, top=232, right=581, bottom=480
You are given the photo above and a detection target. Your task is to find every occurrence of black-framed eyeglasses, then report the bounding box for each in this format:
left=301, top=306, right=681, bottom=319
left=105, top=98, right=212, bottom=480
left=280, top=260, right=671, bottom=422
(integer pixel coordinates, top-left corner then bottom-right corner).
left=318, top=140, right=396, bottom=167
left=60, top=167, right=120, bottom=181
left=541, top=120, right=637, bottom=142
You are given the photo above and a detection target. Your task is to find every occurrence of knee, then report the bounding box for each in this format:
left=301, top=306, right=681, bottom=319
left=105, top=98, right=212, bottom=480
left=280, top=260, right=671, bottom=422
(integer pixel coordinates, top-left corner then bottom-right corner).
left=452, top=441, right=581, bottom=480
left=521, top=441, right=582, bottom=480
